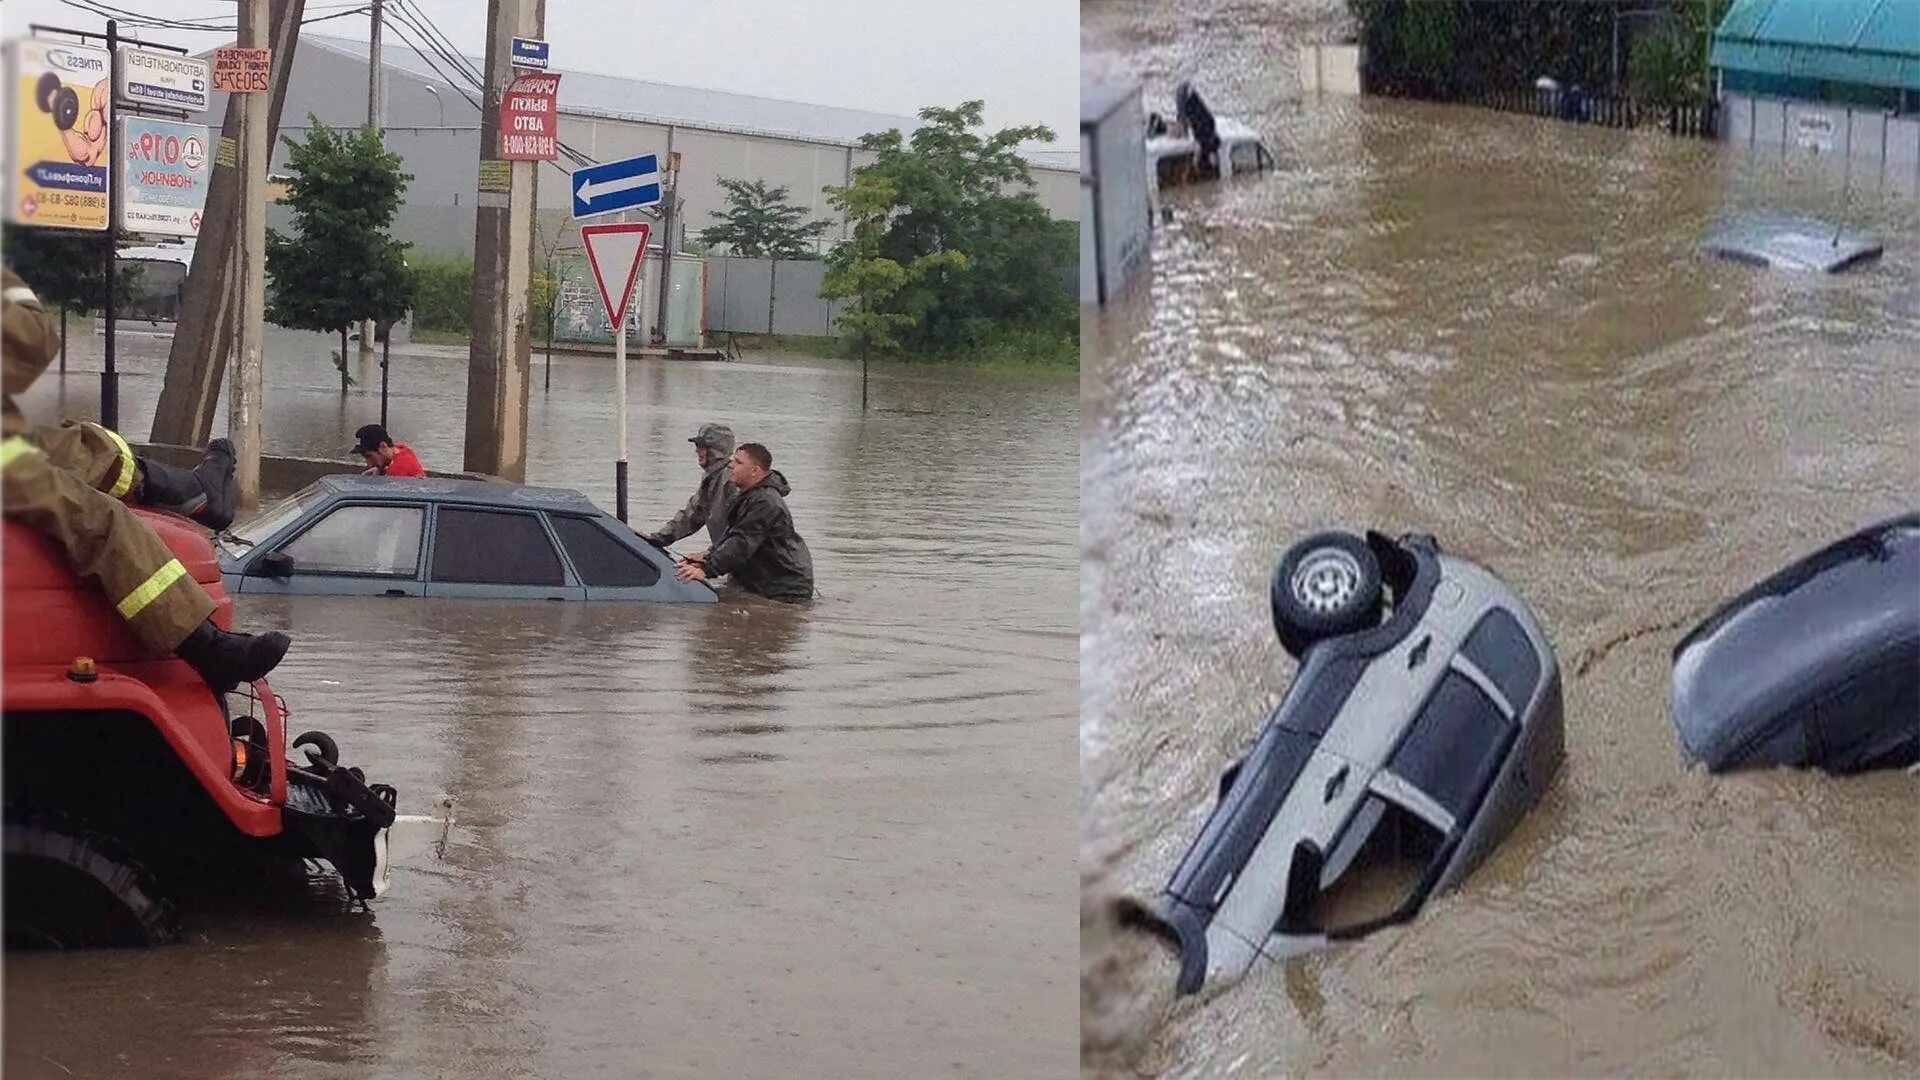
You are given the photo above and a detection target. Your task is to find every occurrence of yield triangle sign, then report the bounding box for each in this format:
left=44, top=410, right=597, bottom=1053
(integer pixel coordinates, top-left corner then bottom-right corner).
left=580, top=221, right=651, bottom=328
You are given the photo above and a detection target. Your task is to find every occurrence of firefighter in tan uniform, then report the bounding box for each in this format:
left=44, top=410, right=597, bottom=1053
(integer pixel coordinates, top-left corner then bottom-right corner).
left=2, top=266, right=289, bottom=688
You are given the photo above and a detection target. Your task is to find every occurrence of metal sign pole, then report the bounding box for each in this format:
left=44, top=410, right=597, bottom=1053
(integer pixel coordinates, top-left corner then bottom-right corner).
left=102, top=19, right=119, bottom=431
left=615, top=210, right=629, bottom=522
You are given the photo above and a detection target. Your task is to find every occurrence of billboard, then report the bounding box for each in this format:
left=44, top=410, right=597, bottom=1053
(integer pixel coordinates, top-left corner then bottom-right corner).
left=118, top=116, right=211, bottom=237
left=4, top=38, right=112, bottom=230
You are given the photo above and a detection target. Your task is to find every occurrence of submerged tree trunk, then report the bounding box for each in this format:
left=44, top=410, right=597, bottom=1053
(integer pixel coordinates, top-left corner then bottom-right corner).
left=861, top=335, right=869, bottom=413
left=340, top=326, right=349, bottom=395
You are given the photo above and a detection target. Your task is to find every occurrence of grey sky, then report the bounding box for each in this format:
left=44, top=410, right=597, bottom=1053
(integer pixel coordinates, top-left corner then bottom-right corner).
left=4, top=0, right=1077, bottom=147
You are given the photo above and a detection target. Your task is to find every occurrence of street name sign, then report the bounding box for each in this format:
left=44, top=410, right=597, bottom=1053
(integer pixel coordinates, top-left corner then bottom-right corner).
left=510, top=37, right=550, bottom=70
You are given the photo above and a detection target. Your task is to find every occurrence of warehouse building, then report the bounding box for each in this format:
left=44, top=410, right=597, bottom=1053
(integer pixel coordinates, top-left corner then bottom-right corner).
left=196, top=33, right=1079, bottom=260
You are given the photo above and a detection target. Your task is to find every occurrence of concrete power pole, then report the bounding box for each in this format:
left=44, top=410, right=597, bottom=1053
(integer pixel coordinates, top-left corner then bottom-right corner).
left=652, top=154, right=677, bottom=346
left=463, top=0, right=544, bottom=481
left=360, top=0, right=384, bottom=365
left=232, top=0, right=271, bottom=504
left=151, top=0, right=306, bottom=448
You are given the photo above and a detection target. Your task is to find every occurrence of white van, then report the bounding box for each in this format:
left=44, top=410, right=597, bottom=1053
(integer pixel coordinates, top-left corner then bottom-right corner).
left=1147, top=117, right=1276, bottom=187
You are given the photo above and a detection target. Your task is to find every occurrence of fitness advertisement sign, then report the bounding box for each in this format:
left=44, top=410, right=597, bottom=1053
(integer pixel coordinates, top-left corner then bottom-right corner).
left=3, top=38, right=112, bottom=230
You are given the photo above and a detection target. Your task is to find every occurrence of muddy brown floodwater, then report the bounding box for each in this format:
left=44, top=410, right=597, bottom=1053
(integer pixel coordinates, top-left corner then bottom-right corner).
left=1083, top=2, right=1920, bottom=1077
left=4, top=333, right=1077, bottom=1077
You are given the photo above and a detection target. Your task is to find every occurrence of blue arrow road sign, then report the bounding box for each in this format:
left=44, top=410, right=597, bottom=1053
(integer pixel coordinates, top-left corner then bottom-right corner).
left=510, top=37, right=549, bottom=69
left=571, top=154, right=660, bottom=219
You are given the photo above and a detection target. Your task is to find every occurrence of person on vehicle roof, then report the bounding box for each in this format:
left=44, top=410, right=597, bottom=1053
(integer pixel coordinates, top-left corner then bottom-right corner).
left=674, top=441, right=814, bottom=602
left=2, top=265, right=289, bottom=689
left=1175, top=80, right=1220, bottom=176
left=642, top=422, right=737, bottom=550
left=353, top=424, right=425, bottom=477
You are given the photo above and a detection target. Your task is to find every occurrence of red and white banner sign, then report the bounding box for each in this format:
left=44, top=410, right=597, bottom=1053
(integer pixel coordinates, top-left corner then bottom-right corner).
left=499, top=72, right=560, bottom=160
left=581, top=221, right=650, bottom=327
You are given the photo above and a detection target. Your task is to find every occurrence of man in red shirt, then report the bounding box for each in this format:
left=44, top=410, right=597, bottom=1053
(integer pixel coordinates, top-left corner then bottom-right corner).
left=352, top=424, right=425, bottom=477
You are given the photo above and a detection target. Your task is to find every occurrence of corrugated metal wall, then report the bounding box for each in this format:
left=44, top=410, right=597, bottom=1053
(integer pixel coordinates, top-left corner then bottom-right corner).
left=703, top=256, right=844, bottom=337
left=1722, top=92, right=1920, bottom=195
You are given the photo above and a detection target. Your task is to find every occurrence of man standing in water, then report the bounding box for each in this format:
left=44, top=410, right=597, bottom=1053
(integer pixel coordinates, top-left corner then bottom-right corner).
left=643, top=423, right=736, bottom=549
left=674, top=442, right=813, bottom=601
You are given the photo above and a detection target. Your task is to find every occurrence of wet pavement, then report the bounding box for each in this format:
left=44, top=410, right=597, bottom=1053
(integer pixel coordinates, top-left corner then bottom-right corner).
left=1082, top=1, right=1920, bottom=1076
left=5, top=331, right=1077, bottom=1077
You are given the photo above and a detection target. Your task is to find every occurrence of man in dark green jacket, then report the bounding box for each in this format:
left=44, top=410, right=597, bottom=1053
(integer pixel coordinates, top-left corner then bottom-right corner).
left=674, top=441, right=814, bottom=601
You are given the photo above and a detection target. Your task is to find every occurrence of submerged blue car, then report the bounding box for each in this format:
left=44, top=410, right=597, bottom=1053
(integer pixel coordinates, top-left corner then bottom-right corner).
left=217, top=476, right=714, bottom=603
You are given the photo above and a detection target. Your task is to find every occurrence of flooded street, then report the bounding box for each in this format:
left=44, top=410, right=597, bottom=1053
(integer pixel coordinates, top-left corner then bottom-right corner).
left=5, top=334, right=1077, bottom=1076
left=1083, top=2, right=1920, bottom=1077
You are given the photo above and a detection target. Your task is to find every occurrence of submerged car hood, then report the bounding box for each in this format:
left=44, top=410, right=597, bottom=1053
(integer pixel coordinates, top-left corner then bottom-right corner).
left=1671, top=513, right=1920, bottom=773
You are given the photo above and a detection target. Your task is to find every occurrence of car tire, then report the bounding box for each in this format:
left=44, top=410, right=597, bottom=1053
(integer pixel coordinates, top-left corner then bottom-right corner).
left=3, top=819, right=178, bottom=949
left=1271, top=531, right=1384, bottom=659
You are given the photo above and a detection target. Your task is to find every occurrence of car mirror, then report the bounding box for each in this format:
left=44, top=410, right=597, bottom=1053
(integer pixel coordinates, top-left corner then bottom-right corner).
left=253, top=551, right=295, bottom=579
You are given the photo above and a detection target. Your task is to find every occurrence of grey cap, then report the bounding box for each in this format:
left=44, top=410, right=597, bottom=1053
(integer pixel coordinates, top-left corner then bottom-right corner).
left=689, top=423, right=734, bottom=456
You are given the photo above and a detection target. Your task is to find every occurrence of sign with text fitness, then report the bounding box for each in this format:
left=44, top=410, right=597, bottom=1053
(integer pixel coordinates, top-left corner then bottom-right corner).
left=4, top=37, right=112, bottom=229
left=499, top=72, right=560, bottom=160
left=116, top=47, right=210, bottom=111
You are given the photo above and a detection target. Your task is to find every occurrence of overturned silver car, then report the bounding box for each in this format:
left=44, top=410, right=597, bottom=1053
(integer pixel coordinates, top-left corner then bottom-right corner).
left=1122, top=530, right=1564, bottom=995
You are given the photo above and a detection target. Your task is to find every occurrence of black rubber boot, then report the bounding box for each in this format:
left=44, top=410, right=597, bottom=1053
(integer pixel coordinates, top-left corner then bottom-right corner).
left=138, top=439, right=237, bottom=530
left=174, top=620, right=291, bottom=690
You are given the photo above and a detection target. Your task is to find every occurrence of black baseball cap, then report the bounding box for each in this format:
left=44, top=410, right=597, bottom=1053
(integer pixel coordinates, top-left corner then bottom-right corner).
left=351, top=423, right=392, bottom=455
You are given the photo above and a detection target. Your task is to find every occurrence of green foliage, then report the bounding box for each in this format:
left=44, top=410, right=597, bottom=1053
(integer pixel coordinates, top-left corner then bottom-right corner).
left=530, top=268, right=560, bottom=343
left=820, top=101, right=1074, bottom=361
left=698, top=177, right=830, bottom=259
left=1629, top=26, right=1694, bottom=105
left=1, top=226, right=113, bottom=312
left=1352, top=0, right=1733, bottom=102
left=265, top=119, right=415, bottom=341
left=405, top=255, right=472, bottom=335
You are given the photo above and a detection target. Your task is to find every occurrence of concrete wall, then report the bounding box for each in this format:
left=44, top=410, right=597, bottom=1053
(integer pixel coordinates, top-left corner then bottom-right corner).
left=1297, top=45, right=1363, bottom=96
left=1722, top=92, right=1920, bottom=196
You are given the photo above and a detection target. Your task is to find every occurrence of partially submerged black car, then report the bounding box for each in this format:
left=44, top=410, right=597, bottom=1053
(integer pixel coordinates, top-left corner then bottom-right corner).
left=1670, top=512, right=1919, bottom=774
left=1123, top=530, right=1564, bottom=995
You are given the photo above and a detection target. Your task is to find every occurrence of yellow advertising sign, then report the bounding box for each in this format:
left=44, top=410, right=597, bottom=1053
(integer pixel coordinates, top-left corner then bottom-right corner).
left=4, top=38, right=112, bottom=230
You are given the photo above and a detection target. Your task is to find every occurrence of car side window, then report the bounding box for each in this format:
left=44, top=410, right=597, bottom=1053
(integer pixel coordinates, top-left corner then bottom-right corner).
left=281, top=505, right=424, bottom=576
left=551, top=515, right=662, bottom=587
left=431, top=507, right=566, bottom=586
left=1230, top=140, right=1260, bottom=174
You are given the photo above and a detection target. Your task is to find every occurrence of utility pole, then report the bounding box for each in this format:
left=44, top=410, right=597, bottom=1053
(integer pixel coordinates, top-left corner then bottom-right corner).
left=152, top=0, right=307, bottom=448
left=231, top=0, right=270, bottom=505
left=360, top=0, right=384, bottom=365
left=463, top=0, right=544, bottom=481
left=652, top=152, right=679, bottom=345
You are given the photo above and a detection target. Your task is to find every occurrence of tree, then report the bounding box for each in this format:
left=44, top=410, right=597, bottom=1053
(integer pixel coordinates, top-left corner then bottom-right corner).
left=697, top=177, right=830, bottom=259
left=822, top=101, right=1073, bottom=359
left=266, top=118, right=414, bottom=392
left=820, top=172, right=966, bottom=405
left=1, top=227, right=113, bottom=313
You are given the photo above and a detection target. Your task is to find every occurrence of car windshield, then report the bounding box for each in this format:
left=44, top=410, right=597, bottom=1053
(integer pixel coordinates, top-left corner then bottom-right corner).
left=217, top=484, right=330, bottom=558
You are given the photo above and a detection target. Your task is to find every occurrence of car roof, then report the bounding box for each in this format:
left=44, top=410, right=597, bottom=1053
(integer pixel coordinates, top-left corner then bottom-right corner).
left=310, top=474, right=607, bottom=516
